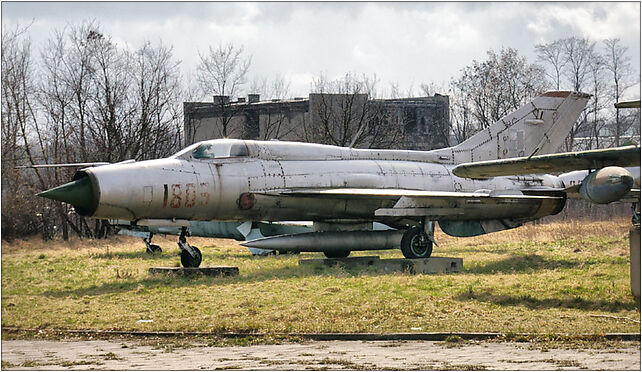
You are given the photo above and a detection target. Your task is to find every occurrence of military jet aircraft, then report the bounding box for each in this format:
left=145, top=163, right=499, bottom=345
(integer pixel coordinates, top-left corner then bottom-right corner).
left=38, top=91, right=640, bottom=267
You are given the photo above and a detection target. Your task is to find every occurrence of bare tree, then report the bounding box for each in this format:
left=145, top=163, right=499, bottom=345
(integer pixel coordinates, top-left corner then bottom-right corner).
left=448, top=84, right=474, bottom=144
left=38, top=28, right=84, bottom=239
left=419, top=82, right=446, bottom=97
left=603, top=38, right=635, bottom=146
left=83, top=30, right=133, bottom=162
left=585, top=54, right=608, bottom=150
left=250, top=74, right=297, bottom=140
left=3, top=21, right=184, bottom=240
left=561, top=37, right=596, bottom=92
left=303, top=72, right=401, bottom=149
left=388, top=81, right=401, bottom=99
left=559, top=37, right=596, bottom=151
left=130, top=41, right=183, bottom=159
left=449, top=48, right=546, bottom=140
left=535, top=40, right=567, bottom=90
left=196, top=43, right=251, bottom=138
left=1, top=25, right=57, bottom=239
left=40, top=24, right=183, bottom=164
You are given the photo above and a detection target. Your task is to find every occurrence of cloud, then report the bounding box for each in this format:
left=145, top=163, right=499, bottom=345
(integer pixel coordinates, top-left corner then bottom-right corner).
left=2, top=2, right=639, bottom=98
left=526, top=3, right=640, bottom=41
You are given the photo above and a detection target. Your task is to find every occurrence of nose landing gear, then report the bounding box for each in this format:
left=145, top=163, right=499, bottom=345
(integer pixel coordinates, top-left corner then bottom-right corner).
left=143, top=233, right=162, bottom=254
left=178, top=227, right=202, bottom=267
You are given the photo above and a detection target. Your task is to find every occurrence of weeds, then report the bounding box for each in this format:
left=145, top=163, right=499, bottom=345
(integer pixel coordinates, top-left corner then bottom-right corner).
left=18, top=360, right=44, bottom=367
left=438, top=335, right=476, bottom=349
left=59, top=359, right=105, bottom=367
left=99, top=352, right=122, bottom=360
left=1, top=361, right=17, bottom=368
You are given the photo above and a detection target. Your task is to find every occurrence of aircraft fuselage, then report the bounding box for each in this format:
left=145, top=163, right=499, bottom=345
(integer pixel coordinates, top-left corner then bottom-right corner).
left=73, top=151, right=563, bottom=224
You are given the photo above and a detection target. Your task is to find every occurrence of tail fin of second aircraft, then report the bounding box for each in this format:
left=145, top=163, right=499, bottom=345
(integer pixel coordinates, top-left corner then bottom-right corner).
left=431, top=91, right=590, bottom=164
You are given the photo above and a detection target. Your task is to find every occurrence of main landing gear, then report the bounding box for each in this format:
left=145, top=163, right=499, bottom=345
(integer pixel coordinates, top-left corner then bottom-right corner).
left=178, top=226, right=202, bottom=268
left=143, top=233, right=162, bottom=254
left=400, top=220, right=436, bottom=259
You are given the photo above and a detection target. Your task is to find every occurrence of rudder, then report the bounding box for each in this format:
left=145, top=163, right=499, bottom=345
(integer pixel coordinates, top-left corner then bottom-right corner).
left=431, top=91, right=590, bottom=164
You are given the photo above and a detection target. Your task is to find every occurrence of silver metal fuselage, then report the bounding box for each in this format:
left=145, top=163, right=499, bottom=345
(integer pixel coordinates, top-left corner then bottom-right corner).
left=80, top=140, right=562, bottom=224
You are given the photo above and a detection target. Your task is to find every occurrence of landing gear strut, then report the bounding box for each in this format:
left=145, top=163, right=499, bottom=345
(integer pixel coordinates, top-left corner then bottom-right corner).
left=143, top=233, right=162, bottom=254
left=178, top=227, right=202, bottom=268
left=400, top=220, right=435, bottom=259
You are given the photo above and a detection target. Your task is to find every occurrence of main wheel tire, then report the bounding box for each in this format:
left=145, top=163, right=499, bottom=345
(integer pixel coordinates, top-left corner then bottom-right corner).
left=323, top=250, right=351, bottom=258
left=400, top=227, right=433, bottom=259
left=180, top=246, right=202, bottom=267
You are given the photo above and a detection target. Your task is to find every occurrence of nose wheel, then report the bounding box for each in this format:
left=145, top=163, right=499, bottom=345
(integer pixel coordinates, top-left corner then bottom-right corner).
left=178, top=227, right=202, bottom=268
left=143, top=233, right=162, bottom=254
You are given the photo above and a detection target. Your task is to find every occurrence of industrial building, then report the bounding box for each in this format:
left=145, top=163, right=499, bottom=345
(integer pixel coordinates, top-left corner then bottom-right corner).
left=184, top=93, right=450, bottom=150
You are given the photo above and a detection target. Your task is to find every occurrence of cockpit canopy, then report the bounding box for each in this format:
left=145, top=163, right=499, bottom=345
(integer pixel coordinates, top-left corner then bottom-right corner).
left=172, top=138, right=443, bottom=163
left=172, top=139, right=249, bottom=160
left=192, top=141, right=248, bottom=159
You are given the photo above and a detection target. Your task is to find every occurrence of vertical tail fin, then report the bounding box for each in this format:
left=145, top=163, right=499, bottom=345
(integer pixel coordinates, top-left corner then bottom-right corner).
left=431, top=91, right=590, bottom=164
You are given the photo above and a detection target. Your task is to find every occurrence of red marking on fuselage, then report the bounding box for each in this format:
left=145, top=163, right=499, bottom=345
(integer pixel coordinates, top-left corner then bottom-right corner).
left=185, top=183, right=196, bottom=208
left=170, top=184, right=182, bottom=208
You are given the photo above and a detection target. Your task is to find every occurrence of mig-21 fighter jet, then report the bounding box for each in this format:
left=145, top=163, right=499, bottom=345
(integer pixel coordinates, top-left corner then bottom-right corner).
left=38, top=91, right=640, bottom=267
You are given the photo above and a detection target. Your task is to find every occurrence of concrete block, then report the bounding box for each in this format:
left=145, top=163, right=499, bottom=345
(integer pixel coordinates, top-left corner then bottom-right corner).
left=299, top=256, right=380, bottom=267
left=148, top=266, right=239, bottom=277
left=630, top=225, right=640, bottom=299
left=299, top=256, right=462, bottom=274
left=378, top=257, right=463, bottom=274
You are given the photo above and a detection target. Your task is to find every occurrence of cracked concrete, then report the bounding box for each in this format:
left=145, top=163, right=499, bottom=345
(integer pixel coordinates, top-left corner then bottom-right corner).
left=2, top=339, right=640, bottom=370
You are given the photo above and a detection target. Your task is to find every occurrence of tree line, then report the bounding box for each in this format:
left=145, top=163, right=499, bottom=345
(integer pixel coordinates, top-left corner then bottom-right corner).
left=2, top=21, right=639, bottom=240
left=2, top=22, right=184, bottom=239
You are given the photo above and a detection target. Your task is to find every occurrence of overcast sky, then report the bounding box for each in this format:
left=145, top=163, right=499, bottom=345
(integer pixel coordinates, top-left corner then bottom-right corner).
left=2, top=1, right=640, bottom=100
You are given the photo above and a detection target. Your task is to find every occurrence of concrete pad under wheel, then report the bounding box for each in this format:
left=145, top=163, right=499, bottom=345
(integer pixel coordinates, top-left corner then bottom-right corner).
left=148, top=266, right=239, bottom=277
left=300, top=256, right=381, bottom=267
left=299, top=256, right=462, bottom=274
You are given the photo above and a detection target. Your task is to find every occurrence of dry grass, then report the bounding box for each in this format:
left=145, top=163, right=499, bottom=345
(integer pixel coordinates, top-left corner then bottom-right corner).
left=1, top=219, right=639, bottom=335
left=437, top=218, right=630, bottom=246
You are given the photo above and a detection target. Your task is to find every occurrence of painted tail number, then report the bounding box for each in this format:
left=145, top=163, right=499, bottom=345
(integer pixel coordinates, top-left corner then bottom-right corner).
left=163, top=183, right=210, bottom=208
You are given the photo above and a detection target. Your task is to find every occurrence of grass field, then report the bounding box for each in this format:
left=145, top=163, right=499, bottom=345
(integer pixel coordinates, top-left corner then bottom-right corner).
left=2, top=219, right=640, bottom=335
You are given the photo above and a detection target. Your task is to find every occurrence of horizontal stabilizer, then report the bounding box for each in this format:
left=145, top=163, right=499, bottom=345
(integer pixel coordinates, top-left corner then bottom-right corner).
left=453, top=145, right=641, bottom=179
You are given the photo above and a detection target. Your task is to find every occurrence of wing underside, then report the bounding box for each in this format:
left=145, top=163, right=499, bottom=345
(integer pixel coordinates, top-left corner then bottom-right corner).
left=259, top=188, right=563, bottom=218
left=264, top=188, right=558, bottom=200
left=452, top=145, right=640, bottom=179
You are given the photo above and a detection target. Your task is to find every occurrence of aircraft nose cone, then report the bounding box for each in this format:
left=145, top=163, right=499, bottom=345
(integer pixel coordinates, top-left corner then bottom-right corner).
left=37, top=176, right=94, bottom=210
